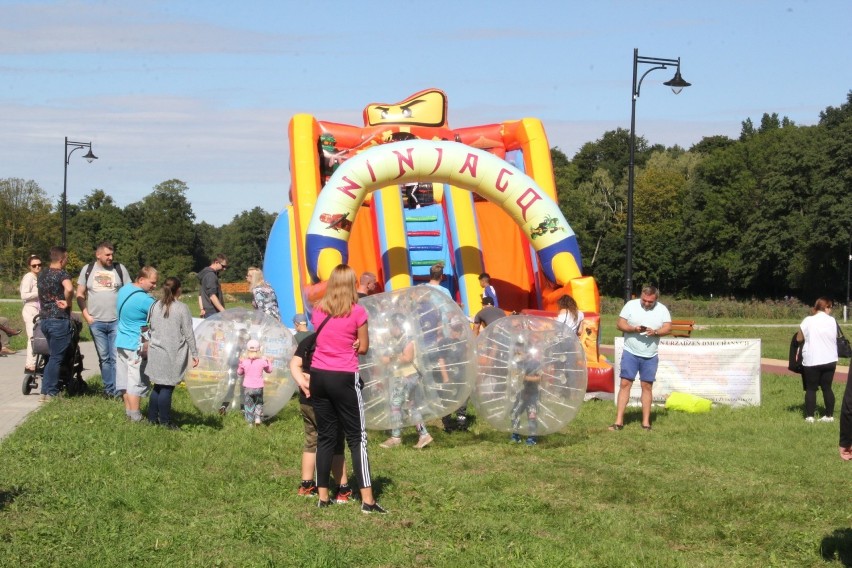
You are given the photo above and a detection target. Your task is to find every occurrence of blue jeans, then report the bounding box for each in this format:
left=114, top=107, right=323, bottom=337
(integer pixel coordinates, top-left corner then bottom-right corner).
left=41, top=318, right=73, bottom=396
left=90, top=320, right=118, bottom=395
left=148, top=384, right=175, bottom=424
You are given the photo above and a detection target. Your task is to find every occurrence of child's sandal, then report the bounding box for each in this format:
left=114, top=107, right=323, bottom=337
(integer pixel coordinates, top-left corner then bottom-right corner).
left=608, top=423, right=624, bottom=431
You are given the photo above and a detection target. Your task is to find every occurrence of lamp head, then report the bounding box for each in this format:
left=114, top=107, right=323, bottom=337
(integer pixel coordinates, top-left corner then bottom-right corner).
left=83, top=149, right=98, bottom=163
left=663, top=69, right=691, bottom=95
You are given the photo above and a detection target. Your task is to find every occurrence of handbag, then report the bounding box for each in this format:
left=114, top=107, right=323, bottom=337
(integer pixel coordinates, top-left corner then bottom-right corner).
left=838, top=323, right=852, bottom=359
left=139, top=322, right=151, bottom=359
left=787, top=333, right=804, bottom=373
left=296, top=315, right=332, bottom=372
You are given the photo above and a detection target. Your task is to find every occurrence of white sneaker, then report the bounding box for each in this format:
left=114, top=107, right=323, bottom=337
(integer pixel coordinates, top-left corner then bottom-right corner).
left=379, top=436, right=402, bottom=448
left=805, top=417, right=815, bottom=423
left=414, top=434, right=433, bottom=449
left=819, top=416, right=835, bottom=423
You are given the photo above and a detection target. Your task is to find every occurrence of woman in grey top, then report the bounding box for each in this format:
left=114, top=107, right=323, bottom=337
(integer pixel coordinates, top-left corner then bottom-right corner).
left=147, top=277, right=198, bottom=428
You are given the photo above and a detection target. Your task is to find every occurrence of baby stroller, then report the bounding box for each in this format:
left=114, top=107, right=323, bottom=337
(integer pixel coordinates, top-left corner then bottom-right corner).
left=22, top=314, right=86, bottom=396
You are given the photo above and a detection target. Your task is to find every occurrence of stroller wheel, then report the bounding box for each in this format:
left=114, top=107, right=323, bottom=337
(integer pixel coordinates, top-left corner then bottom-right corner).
left=22, top=373, right=38, bottom=396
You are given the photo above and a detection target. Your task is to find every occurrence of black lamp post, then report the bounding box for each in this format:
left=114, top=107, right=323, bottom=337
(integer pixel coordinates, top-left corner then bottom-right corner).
left=63, top=137, right=98, bottom=248
left=624, top=48, right=690, bottom=302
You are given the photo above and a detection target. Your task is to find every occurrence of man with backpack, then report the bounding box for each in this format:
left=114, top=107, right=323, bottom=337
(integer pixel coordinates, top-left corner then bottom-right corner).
left=76, top=241, right=131, bottom=398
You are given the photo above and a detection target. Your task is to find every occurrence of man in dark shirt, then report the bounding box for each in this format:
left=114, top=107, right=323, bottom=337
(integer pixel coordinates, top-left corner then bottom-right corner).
left=197, top=254, right=228, bottom=318
left=36, top=246, right=74, bottom=401
left=473, top=296, right=506, bottom=336
left=356, top=272, right=377, bottom=299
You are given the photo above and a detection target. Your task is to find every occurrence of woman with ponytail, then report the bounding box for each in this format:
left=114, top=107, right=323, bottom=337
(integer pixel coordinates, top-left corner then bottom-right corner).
left=146, top=277, right=199, bottom=428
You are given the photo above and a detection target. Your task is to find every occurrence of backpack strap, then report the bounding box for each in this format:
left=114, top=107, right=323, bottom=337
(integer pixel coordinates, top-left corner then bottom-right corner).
left=84, top=262, right=126, bottom=287
left=114, top=262, right=126, bottom=287
left=117, top=289, right=145, bottom=319
left=314, top=315, right=332, bottom=337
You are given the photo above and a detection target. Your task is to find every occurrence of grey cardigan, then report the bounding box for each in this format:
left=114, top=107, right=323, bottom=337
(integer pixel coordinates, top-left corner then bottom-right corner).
left=146, top=300, right=198, bottom=386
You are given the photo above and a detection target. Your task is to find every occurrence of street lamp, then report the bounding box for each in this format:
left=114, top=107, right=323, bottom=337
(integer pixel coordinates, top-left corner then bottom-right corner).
left=63, top=137, right=98, bottom=248
left=624, top=48, right=690, bottom=302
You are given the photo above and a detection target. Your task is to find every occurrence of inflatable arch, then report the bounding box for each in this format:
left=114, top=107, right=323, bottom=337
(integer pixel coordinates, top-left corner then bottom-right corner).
left=305, top=139, right=583, bottom=286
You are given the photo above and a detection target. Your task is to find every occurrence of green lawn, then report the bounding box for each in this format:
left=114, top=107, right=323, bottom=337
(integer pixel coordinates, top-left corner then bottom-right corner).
left=0, top=373, right=850, bottom=567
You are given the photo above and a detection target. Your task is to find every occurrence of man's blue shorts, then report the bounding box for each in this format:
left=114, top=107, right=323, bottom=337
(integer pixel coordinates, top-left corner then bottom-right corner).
left=620, top=350, right=659, bottom=383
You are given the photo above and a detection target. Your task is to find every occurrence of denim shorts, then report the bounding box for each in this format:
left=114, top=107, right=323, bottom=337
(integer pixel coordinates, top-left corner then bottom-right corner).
left=620, top=350, right=659, bottom=383
left=116, top=347, right=150, bottom=396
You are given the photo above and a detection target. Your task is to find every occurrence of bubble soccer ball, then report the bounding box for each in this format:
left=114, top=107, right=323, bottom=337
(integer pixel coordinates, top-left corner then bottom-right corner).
left=358, top=286, right=476, bottom=431
left=185, top=308, right=297, bottom=417
left=472, top=315, right=587, bottom=436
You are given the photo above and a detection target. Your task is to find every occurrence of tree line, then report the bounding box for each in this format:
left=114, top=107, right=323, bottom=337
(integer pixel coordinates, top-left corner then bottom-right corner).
left=1, top=92, right=849, bottom=302
left=554, top=91, right=851, bottom=303
left=0, top=179, right=275, bottom=288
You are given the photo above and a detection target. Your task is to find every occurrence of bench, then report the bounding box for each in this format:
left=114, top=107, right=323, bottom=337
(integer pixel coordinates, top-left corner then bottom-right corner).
left=669, top=320, right=695, bottom=338
left=221, top=282, right=250, bottom=294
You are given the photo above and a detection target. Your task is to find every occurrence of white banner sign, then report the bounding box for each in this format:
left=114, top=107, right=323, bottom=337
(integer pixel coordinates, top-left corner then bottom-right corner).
left=614, top=338, right=761, bottom=407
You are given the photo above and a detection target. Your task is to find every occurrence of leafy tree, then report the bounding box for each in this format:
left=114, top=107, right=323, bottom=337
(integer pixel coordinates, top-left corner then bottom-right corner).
left=690, top=135, right=735, bottom=155
left=679, top=143, right=755, bottom=295
left=192, top=221, right=221, bottom=272
left=0, top=178, right=57, bottom=278
left=632, top=150, right=698, bottom=293
left=739, top=118, right=755, bottom=141
left=818, top=91, right=852, bottom=128
left=129, top=179, right=196, bottom=281
left=217, top=207, right=277, bottom=282
left=571, top=128, right=660, bottom=187
left=66, top=190, right=134, bottom=268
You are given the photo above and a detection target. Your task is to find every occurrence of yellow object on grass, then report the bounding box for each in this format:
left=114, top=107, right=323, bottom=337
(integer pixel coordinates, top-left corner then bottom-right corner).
left=665, top=392, right=712, bottom=414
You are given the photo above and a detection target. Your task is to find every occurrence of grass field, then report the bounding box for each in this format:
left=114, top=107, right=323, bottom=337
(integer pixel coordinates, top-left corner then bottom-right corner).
left=1, top=297, right=851, bottom=566
left=0, top=372, right=850, bottom=567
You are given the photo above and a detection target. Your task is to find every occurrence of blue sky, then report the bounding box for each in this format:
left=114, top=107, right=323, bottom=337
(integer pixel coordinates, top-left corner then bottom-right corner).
left=2, top=0, right=849, bottom=226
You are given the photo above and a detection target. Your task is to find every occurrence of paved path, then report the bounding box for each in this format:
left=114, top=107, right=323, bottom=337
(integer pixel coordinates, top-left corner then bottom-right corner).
left=0, top=341, right=99, bottom=440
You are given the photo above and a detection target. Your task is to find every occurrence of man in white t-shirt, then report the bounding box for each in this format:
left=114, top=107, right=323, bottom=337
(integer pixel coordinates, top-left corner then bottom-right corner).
left=76, top=241, right=132, bottom=398
left=609, top=285, right=672, bottom=432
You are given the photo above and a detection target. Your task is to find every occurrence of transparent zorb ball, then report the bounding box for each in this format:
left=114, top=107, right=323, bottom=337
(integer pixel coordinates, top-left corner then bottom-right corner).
left=358, top=286, right=476, bottom=431
left=472, top=315, right=586, bottom=436
left=185, top=308, right=296, bottom=417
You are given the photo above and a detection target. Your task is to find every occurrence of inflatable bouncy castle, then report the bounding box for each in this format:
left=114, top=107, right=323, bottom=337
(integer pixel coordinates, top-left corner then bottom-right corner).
left=263, top=89, right=614, bottom=392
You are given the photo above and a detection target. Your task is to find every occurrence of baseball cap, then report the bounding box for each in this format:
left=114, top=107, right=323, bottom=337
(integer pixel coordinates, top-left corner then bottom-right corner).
left=293, top=313, right=308, bottom=325
left=246, top=339, right=260, bottom=351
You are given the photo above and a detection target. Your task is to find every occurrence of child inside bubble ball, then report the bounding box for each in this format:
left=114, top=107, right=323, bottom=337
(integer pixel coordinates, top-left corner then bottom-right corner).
left=218, top=327, right=250, bottom=415
left=435, top=318, right=471, bottom=433
left=237, top=339, right=272, bottom=426
left=379, top=313, right=433, bottom=449
left=510, top=356, right=542, bottom=446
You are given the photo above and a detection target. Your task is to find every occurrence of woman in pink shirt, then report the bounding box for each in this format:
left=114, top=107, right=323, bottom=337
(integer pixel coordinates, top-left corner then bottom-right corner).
left=300, top=264, right=386, bottom=513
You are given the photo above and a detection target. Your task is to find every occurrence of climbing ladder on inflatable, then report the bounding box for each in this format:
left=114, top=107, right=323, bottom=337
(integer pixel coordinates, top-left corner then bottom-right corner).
left=404, top=203, right=456, bottom=298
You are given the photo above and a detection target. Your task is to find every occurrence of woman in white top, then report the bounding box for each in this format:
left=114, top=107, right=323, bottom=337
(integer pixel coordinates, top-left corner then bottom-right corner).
left=19, top=255, right=42, bottom=371
left=796, top=297, right=839, bottom=423
left=555, top=294, right=585, bottom=336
